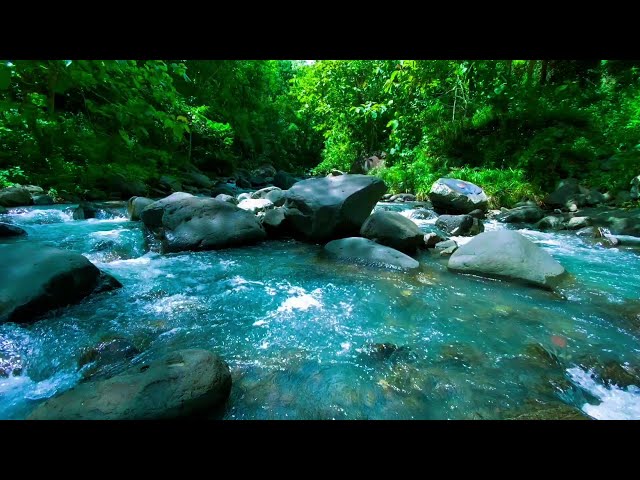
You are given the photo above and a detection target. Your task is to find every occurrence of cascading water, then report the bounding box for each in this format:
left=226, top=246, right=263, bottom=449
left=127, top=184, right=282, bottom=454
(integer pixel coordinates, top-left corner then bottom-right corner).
left=1, top=203, right=639, bottom=419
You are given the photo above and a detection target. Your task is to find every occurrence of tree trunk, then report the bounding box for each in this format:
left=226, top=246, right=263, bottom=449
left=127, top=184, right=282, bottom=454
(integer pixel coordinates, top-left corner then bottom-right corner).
left=47, top=67, right=58, bottom=118
left=540, top=60, right=548, bottom=85
left=527, top=60, right=536, bottom=85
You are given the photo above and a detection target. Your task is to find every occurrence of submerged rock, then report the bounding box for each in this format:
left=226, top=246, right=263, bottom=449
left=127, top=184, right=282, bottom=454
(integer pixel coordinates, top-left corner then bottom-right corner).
left=78, top=337, right=141, bottom=381
left=435, top=214, right=484, bottom=236
left=360, top=211, right=424, bottom=253
left=505, top=403, right=592, bottom=420
left=0, top=222, right=27, bottom=237
left=0, top=186, right=32, bottom=207
left=140, top=194, right=266, bottom=253
left=324, top=237, right=419, bottom=270
left=429, top=178, right=488, bottom=214
left=284, top=174, right=387, bottom=242
left=0, top=243, right=122, bottom=323
left=28, top=349, right=232, bottom=420
left=447, top=230, right=567, bottom=289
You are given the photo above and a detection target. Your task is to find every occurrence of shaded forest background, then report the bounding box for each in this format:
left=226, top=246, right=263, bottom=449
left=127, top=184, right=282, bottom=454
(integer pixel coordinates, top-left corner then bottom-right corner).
left=1, top=60, right=639, bottom=207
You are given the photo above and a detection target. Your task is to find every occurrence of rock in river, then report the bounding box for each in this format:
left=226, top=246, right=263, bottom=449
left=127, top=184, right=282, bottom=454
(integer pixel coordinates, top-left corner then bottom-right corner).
left=447, top=230, right=567, bottom=289
left=140, top=193, right=266, bottom=253
left=324, top=237, right=419, bottom=270
left=0, top=222, right=27, bottom=237
left=284, top=174, right=387, bottom=242
left=435, top=214, right=484, bottom=236
left=0, top=243, right=122, bottom=323
left=127, top=196, right=155, bottom=221
left=429, top=178, right=488, bottom=214
left=28, top=349, right=232, bottom=420
left=0, top=186, right=32, bottom=208
left=360, top=211, right=425, bottom=253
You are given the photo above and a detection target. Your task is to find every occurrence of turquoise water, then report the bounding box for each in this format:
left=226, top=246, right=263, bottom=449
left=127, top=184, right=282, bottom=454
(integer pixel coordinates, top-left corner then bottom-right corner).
left=1, top=204, right=639, bottom=419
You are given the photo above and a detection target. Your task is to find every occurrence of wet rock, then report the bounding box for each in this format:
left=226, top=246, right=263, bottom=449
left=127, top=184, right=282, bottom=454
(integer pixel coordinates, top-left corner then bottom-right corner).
left=448, top=230, right=567, bottom=289
left=0, top=222, right=27, bottom=237
left=435, top=214, right=484, bottom=236
left=360, top=211, right=425, bottom=254
left=72, top=202, right=98, bottom=220
left=214, top=194, right=237, bottom=205
left=324, top=237, right=419, bottom=270
left=32, top=194, right=54, bottom=205
left=0, top=243, right=122, bottom=323
left=28, top=349, right=232, bottom=420
left=0, top=337, right=22, bottom=377
left=505, top=403, right=592, bottom=420
left=467, top=209, right=485, bottom=219
left=577, top=357, right=640, bottom=388
left=273, top=171, right=297, bottom=190
left=535, top=215, right=565, bottom=231
left=327, top=169, right=345, bottom=177
left=127, top=196, right=154, bottom=221
left=261, top=207, right=290, bottom=237
left=0, top=186, right=32, bottom=207
left=237, top=192, right=252, bottom=202
left=23, top=185, right=44, bottom=195
left=566, top=216, right=591, bottom=230
left=434, top=239, right=458, bottom=256
left=424, top=232, right=447, bottom=248
left=251, top=186, right=281, bottom=200
left=429, top=178, right=488, bottom=214
left=140, top=194, right=266, bottom=253
left=496, top=205, right=545, bottom=223
left=390, top=193, right=416, bottom=202
left=235, top=177, right=251, bottom=189
left=544, top=178, right=580, bottom=209
left=361, top=343, right=411, bottom=363
left=238, top=198, right=274, bottom=214
left=381, top=193, right=393, bottom=201
left=284, top=174, right=387, bottom=242
left=78, top=337, right=141, bottom=381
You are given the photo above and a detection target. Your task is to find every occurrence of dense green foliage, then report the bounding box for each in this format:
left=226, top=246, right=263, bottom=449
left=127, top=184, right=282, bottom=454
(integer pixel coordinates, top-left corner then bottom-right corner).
left=293, top=60, right=640, bottom=205
left=0, top=60, right=321, bottom=198
left=2, top=59, right=640, bottom=206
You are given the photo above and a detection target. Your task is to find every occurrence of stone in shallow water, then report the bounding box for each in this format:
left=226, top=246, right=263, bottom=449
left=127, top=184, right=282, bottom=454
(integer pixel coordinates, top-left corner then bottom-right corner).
left=447, top=230, right=567, bottom=289
left=0, top=222, right=27, bottom=237
left=78, top=337, right=141, bottom=381
left=0, top=243, right=122, bottom=324
left=360, top=210, right=424, bottom=253
left=429, top=178, right=488, bottom=214
left=324, top=237, right=419, bottom=270
left=28, top=349, right=232, bottom=420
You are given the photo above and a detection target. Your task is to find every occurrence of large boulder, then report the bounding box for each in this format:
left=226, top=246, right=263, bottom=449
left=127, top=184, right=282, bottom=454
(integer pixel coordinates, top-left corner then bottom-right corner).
left=0, top=186, right=32, bottom=207
left=429, top=178, right=488, bottom=214
left=435, top=214, right=484, bottom=236
left=0, top=222, right=27, bottom=237
left=238, top=198, right=274, bottom=214
left=496, top=206, right=545, bottom=223
left=360, top=211, right=424, bottom=253
left=261, top=207, right=289, bottom=237
left=140, top=194, right=266, bottom=253
left=283, top=174, right=387, bottom=242
left=324, top=237, right=419, bottom=270
left=127, top=196, right=154, bottom=221
left=32, top=194, right=54, bottom=205
left=544, top=178, right=580, bottom=209
left=28, top=349, right=232, bottom=420
left=0, top=243, right=122, bottom=323
left=447, top=230, right=567, bottom=289
left=273, top=171, right=297, bottom=190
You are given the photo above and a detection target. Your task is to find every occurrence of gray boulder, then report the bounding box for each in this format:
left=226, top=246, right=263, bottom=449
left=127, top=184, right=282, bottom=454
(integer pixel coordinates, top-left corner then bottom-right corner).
left=266, top=189, right=285, bottom=207
left=251, top=186, right=281, bottom=199
left=127, top=196, right=155, bottom=221
left=238, top=198, right=274, bottom=214
left=435, top=214, right=484, bottom=236
left=0, top=222, right=27, bottom=237
left=273, top=171, right=297, bottom=190
left=424, top=232, right=447, bottom=248
left=24, top=185, right=44, bottom=195
left=448, top=230, right=567, bottom=289
left=237, top=192, right=252, bottom=202
left=0, top=186, right=32, bottom=207
left=360, top=211, right=424, bottom=253
left=429, top=178, right=488, bottom=214
left=214, top=194, right=237, bottom=205
left=28, top=349, right=232, bottom=420
left=544, top=178, right=579, bottom=209
left=566, top=216, right=591, bottom=230
left=324, top=237, right=419, bottom=270
left=261, top=207, right=289, bottom=237
left=32, top=194, right=54, bottom=205
left=141, top=194, right=266, bottom=253
left=252, top=164, right=277, bottom=178
left=0, top=243, right=122, bottom=323
left=535, top=216, right=565, bottom=231
left=496, top=205, right=545, bottom=223
left=283, top=174, right=387, bottom=242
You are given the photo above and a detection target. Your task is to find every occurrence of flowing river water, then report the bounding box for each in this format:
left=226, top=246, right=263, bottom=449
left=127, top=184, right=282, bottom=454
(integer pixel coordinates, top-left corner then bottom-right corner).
left=1, top=203, right=639, bottom=419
